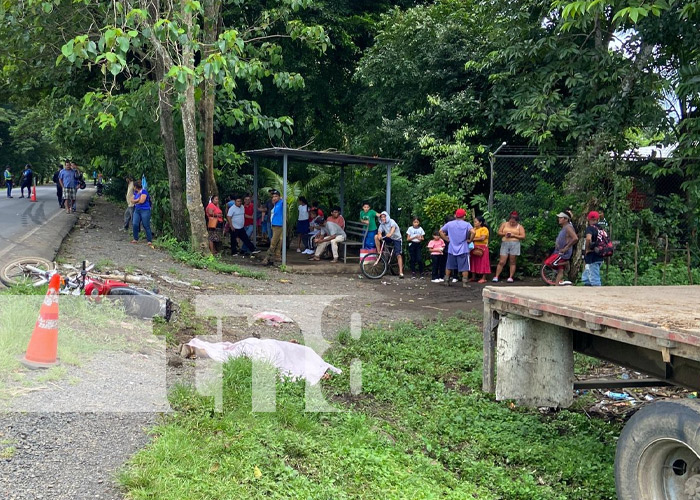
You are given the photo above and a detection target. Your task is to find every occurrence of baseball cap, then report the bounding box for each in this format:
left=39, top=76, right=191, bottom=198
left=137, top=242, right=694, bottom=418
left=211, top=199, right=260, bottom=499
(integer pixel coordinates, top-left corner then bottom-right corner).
left=556, top=212, right=570, bottom=219
left=269, top=189, right=280, bottom=196
left=455, top=208, right=467, bottom=218
left=587, top=211, right=600, bottom=220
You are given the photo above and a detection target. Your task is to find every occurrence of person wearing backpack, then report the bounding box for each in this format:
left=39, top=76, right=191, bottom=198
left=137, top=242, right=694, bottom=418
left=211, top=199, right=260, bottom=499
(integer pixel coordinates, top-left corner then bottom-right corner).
left=582, top=211, right=604, bottom=286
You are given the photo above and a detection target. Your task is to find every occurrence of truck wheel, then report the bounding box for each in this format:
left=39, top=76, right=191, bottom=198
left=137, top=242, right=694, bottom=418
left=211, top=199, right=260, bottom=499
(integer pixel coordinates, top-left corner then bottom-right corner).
left=616, top=399, right=700, bottom=500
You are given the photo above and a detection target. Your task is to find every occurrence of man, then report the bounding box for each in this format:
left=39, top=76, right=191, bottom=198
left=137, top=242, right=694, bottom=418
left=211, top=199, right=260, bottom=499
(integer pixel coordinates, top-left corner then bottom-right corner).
left=262, top=190, right=283, bottom=265
left=19, top=164, right=33, bottom=198
left=243, top=195, right=255, bottom=241
left=227, top=195, right=259, bottom=256
left=308, top=217, right=346, bottom=263
left=4, top=166, right=13, bottom=198
left=582, top=211, right=603, bottom=286
left=375, top=211, right=404, bottom=279
left=326, top=206, right=345, bottom=230
left=53, top=164, right=64, bottom=207
left=92, top=170, right=98, bottom=186
left=260, top=189, right=274, bottom=242
left=58, top=161, right=77, bottom=214
left=440, top=208, right=474, bottom=287
left=553, top=211, right=578, bottom=285
left=359, top=202, right=378, bottom=249
left=124, top=177, right=135, bottom=230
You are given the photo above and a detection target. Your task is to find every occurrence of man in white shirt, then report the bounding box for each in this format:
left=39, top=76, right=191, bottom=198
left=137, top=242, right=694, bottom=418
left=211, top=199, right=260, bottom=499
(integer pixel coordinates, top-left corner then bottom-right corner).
left=227, top=195, right=259, bottom=255
left=308, top=218, right=346, bottom=263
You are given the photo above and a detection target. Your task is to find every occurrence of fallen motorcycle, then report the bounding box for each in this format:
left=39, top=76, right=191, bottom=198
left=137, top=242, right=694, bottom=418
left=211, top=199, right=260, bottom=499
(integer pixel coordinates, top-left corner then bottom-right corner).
left=0, top=257, right=173, bottom=321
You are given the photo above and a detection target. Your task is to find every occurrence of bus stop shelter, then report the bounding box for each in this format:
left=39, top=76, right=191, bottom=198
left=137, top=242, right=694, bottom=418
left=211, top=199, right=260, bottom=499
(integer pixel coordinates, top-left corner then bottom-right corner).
left=243, top=147, right=400, bottom=266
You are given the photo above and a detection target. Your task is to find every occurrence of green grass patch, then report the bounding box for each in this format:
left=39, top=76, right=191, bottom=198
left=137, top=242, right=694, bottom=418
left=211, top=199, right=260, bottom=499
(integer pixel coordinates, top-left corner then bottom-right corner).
left=121, top=318, right=619, bottom=499
left=155, top=237, right=266, bottom=280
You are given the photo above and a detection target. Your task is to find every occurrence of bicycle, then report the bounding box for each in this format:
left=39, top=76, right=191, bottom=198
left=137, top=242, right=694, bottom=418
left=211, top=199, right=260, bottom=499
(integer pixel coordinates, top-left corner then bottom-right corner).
left=360, top=238, right=401, bottom=279
left=540, top=253, right=570, bottom=286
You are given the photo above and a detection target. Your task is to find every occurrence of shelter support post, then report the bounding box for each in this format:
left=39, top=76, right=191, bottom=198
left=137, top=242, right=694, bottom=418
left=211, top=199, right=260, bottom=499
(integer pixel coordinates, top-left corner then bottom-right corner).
left=385, top=164, right=392, bottom=216
left=495, top=313, right=574, bottom=408
left=340, top=166, right=345, bottom=215
left=282, top=154, right=288, bottom=266
left=253, top=158, right=258, bottom=244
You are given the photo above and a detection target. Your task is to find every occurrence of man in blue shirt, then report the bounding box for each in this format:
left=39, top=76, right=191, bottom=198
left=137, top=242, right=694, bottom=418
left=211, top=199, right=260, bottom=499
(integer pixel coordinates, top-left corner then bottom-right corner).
left=440, top=208, right=475, bottom=287
left=58, top=162, right=78, bottom=214
left=262, top=190, right=283, bottom=266
left=20, top=164, right=33, bottom=198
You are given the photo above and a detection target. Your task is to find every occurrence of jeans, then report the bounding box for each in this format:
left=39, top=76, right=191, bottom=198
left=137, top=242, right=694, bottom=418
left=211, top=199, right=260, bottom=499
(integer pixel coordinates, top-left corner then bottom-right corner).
left=266, top=226, right=283, bottom=261
left=245, top=225, right=254, bottom=239
left=408, top=243, right=424, bottom=273
left=5, top=181, right=12, bottom=197
left=262, top=219, right=272, bottom=239
left=57, top=186, right=63, bottom=207
left=582, top=261, right=602, bottom=286
left=231, top=227, right=256, bottom=254
left=133, top=208, right=152, bottom=242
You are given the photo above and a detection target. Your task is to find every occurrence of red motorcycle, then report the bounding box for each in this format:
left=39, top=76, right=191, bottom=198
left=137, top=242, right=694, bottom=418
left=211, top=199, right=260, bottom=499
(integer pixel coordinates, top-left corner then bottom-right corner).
left=0, top=257, right=173, bottom=321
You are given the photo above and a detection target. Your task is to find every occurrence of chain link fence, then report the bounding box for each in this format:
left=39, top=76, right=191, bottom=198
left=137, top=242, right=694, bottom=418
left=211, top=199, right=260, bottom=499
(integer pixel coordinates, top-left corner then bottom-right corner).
left=486, top=152, right=699, bottom=284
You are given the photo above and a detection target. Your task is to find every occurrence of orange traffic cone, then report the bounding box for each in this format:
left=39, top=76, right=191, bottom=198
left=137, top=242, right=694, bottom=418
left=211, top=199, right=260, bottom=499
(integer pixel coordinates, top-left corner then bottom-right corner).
left=30, top=184, right=37, bottom=202
left=21, top=274, right=60, bottom=369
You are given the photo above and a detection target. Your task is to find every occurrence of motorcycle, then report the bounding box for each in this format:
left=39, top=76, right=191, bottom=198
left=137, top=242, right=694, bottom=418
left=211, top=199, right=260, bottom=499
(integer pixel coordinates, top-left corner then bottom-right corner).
left=0, top=257, right=173, bottom=321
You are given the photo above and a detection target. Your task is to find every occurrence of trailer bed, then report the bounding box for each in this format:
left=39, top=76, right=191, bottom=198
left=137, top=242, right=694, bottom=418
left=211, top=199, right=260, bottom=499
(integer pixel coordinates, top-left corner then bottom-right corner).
left=482, top=286, right=700, bottom=393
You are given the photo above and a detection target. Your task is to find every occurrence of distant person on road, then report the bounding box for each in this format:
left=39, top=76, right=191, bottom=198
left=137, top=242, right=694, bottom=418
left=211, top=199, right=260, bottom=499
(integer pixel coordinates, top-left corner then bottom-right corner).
left=58, top=162, right=77, bottom=214
left=582, top=211, right=603, bottom=286
left=376, top=211, right=404, bottom=279
left=19, top=164, right=33, bottom=198
left=360, top=202, right=379, bottom=250
left=4, top=166, right=13, bottom=198
left=552, top=210, right=578, bottom=285
left=124, top=177, right=135, bottom=230
left=440, top=208, right=474, bottom=287
left=53, top=164, right=64, bottom=208
left=206, top=195, right=224, bottom=255
left=131, top=180, right=153, bottom=247
left=492, top=211, right=526, bottom=283
left=262, top=190, right=283, bottom=266
left=469, top=215, right=491, bottom=283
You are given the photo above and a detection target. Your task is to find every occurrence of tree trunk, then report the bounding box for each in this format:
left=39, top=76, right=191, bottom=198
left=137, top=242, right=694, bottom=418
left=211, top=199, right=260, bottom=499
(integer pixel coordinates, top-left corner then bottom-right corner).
left=182, top=5, right=209, bottom=253
left=158, top=80, right=189, bottom=241
left=200, top=0, right=221, bottom=200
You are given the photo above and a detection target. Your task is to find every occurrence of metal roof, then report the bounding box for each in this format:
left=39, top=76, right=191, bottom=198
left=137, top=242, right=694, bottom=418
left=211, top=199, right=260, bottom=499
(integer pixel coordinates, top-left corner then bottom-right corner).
left=243, top=148, right=400, bottom=166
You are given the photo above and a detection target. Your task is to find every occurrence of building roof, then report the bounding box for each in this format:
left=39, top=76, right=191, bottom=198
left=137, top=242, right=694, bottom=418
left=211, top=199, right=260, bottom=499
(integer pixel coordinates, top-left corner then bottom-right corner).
left=243, top=148, right=400, bottom=166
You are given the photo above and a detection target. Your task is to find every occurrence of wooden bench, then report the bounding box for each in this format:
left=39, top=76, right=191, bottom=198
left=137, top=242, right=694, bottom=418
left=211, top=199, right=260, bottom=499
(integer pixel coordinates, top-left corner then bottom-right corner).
left=339, top=220, right=369, bottom=264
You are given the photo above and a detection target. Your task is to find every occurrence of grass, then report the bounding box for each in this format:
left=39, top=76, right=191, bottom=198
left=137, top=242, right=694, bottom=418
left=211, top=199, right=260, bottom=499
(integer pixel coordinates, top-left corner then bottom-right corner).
left=120, top=318, right=619, bottom=499
left=0, top=284, right=155, bottom=394
left=155, top=237, right=267, bottom=280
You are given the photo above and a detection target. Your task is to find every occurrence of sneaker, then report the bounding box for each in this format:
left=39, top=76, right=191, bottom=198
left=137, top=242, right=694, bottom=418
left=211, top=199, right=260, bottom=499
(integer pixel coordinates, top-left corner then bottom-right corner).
left=431, top=279, right=441, bottom=283
left=451, top=278, right=458, bottom=283
left=492, top=277, right=499, bottom=282
left=506, top=277, right=514, bottom=283
left=19, top=195, right=24, bottom=198
left=558, top=280, right=572, bottom=286
left=297, top=248, right=302, bottom=253
left=411, top=273, right=416, bottom=279
left=437, top=278, right=444, bottom=282
left=304, top=249, right=314, bottom=255
left=399, top=274, right=404, bottom=279
left=251, top=250, right=261, bottom=254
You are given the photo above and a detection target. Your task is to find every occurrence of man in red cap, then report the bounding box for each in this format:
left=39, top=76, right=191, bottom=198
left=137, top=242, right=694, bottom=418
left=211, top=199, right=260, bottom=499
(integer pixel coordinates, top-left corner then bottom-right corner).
left=582, top=211, right=603, bottom=286
left=439, top=208, right=475, bottom=287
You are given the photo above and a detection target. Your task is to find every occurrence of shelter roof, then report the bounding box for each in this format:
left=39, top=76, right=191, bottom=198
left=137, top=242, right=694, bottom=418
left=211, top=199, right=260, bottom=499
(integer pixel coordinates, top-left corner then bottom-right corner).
left=243, top=148, right=400, bottom=167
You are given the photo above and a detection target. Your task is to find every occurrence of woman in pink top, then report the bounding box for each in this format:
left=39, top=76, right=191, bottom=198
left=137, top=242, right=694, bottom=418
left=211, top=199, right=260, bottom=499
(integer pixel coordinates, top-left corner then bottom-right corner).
left=205, top=195, right=224, bottom=255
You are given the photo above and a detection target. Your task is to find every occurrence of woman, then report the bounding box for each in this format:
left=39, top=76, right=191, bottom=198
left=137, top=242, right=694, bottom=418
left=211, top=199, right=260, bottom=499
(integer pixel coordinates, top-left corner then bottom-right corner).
left=470, top=215, right=491, bottom=283
left=206, top=195, right=224, bottom=255
left=492, top=211, right=526, bottom=283
left=553, top=209, right=578, bottom=285
left=131, top=180, right=153, bottom=247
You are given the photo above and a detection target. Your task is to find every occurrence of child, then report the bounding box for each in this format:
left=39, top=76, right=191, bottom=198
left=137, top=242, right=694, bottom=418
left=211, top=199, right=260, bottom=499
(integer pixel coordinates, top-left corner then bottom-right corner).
left=428, top=230, right=446, bottom=283
left=406, top=217, right=425, bottom=278
left=296, top=196, right=310, bottom=253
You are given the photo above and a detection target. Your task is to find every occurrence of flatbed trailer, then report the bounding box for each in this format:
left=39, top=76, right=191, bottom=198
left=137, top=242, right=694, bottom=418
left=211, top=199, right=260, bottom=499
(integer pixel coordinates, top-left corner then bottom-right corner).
left=482, top=286, right=700, bottom=500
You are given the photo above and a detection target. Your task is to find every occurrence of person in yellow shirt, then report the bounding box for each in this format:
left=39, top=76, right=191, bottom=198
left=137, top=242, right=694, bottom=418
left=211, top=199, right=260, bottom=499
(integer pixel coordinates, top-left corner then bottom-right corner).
left=469, top=215, right=491, bottom=283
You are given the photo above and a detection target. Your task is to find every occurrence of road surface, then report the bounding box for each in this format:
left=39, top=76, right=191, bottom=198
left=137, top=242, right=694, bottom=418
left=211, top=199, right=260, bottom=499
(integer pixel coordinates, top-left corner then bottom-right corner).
left=0, top=184, right=94, bottom=268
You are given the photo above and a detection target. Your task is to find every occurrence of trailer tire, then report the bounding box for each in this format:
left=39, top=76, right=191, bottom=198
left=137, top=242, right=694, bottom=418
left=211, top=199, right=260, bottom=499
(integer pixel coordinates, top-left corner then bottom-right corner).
left=616, top=399, right=700, bottom=500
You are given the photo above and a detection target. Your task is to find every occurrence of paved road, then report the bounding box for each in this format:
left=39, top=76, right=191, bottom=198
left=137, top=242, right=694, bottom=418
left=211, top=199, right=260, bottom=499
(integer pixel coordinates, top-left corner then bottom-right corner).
left=0, top=185, right=94, bottom=267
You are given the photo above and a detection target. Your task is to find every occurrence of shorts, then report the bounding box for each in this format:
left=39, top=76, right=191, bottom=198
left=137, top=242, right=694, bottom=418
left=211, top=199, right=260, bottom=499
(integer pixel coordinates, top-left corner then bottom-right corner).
left=499, top=240, right=521, bottom=256
left=446, top=253, right=470, bottom=272
left=296, top=219, right=310, bottom=235
left=385, top=237, right=402, bottom=255
left=63, top=187, right=77, bottom=200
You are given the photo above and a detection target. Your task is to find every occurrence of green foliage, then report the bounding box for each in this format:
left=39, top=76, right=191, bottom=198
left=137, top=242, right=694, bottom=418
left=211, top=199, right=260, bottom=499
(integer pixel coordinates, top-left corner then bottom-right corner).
left=421, top=193, right=460, bottom=234
left=155, top=237, right=267, bottom=279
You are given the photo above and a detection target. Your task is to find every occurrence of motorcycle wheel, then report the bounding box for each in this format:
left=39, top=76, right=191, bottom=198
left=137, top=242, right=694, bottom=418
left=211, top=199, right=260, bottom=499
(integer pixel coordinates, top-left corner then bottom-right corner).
left=0, top=257, right=56, bottom=287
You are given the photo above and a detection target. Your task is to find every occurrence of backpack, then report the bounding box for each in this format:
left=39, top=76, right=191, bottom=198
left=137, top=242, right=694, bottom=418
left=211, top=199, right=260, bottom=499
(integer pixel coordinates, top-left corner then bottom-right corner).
left=594, top=227, right=614, bottom=257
